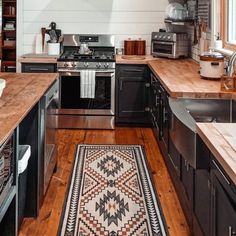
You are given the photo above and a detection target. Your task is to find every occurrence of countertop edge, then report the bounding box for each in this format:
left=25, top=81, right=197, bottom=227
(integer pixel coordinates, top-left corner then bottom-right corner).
left=196, top=123, right=236, bottom=185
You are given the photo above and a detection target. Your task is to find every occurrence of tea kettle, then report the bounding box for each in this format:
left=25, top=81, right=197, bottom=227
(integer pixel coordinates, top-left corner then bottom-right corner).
left=79, top=43, right=90, bottom=54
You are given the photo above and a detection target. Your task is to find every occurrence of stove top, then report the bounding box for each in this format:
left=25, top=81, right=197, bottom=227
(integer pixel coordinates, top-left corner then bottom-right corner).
left=58, top=49, right=115, bottom=62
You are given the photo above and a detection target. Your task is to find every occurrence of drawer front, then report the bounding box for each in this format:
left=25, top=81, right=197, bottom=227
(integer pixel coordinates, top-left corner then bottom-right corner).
left=117, top=65, right=147, bottom=77
left=22, top=63, right=56, bottom=73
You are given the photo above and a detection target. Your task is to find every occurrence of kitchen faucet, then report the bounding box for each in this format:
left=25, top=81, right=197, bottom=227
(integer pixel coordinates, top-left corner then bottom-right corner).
left=227, top=51, right=236, bottom=76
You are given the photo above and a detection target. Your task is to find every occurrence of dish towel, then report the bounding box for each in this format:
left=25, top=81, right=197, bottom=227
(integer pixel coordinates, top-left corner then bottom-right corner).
left=80, top=70, right=96, bottom=98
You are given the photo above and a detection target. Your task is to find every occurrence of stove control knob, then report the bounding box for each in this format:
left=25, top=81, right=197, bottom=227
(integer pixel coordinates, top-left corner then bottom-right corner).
left=167, top=35, right=171, bottom=40
left=72, top=62, right=77, bottom=68
left=104, top=63, right=109, bottom=68
left=154, top=35, right=158, bottom=38
left=96, top=63, right=101, bottom=68
left=84, top=62, right=89, bottom=68
left=64, top=62, right=69, bottom=68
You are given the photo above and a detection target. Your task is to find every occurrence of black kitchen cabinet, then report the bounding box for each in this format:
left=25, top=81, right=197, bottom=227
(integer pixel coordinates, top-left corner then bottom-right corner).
left=181, top=158, right=194, bottom=208
left=21, top=63, right=57, bottom=73
left=194, top=137, right=211, bottom=236
left=115, top=64, right=150, bottom=124
left=168, top=138, right=181, bottom=177
left=211, top=158, right=236, bottom=236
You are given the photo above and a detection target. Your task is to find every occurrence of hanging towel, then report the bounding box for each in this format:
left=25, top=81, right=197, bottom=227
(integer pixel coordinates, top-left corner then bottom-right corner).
left=80, top=70, right=96, bottom=98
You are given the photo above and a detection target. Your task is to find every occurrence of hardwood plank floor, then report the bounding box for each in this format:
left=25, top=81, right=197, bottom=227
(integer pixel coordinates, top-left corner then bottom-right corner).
left=19, top=128, right=190, bottom=236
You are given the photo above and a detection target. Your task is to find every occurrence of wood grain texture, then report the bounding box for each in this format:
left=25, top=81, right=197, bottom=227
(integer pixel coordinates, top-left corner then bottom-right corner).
left=19, top=128, right=190, bottom=236
left=0, top=73, right=58, bottom=145
left=116, top=54, right=158, bottom=64
left=197, top=123, right=236, bottom=185
left=19, top=54, right=58, bottom=64
left=148, top=59, right=235, bottom=99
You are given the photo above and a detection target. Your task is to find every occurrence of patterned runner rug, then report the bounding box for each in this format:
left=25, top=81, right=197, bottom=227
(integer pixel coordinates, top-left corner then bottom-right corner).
left=58, top=145, right=168, bottom=236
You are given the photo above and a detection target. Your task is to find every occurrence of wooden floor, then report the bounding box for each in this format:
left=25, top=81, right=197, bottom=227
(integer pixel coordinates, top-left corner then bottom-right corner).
left=19, top=128, right=190, bottom=236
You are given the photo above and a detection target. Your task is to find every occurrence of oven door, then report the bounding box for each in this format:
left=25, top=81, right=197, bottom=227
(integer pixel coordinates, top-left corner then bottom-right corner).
left=60, top=71, right=115, bottom=115
left=152, top=41, right=175, bottom=58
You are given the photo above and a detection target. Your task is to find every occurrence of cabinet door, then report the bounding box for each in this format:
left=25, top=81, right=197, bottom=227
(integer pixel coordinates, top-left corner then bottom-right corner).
left=118, top=76, right=147, bottom=118
left=168, top=138, right=181, bottom=177
left=22, top=63, right=56, bottom=73
left=181, top=158, right=194, bottom=208
left=116, top=65, right=149, bottom=124
left=194, top=137, right=211, bottom=236
left=211, top=161, right=236, bottom=236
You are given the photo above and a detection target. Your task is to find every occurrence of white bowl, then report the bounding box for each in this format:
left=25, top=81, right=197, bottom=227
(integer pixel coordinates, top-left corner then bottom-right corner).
left=0, top=79, right=6, bottom=97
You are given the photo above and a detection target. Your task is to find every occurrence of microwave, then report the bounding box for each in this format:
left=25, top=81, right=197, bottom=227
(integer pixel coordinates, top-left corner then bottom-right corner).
left=151, top=32, right=189, bottom=59
left=0, top=133, right=15, bottom=207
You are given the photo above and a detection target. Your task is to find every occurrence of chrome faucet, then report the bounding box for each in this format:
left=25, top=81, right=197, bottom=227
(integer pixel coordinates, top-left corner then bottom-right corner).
left=227, top=51, right=236, bottom=76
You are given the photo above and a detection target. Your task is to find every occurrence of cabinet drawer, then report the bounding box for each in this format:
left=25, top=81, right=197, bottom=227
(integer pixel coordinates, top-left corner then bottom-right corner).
left=22, top=63, right=56, bottom=73
left=117, top=65, right=147, bottom=77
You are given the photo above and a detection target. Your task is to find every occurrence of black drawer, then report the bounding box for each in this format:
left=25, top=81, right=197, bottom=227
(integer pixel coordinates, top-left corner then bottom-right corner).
left=22, top=63, right=56, bottom=73
left=117, top=65, right=147, bottom=77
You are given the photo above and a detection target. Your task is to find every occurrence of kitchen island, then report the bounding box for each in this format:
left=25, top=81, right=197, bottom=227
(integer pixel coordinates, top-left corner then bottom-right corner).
left=0, top=72, right=58, bottom=235
left=0, top=73, right=58, bottom=146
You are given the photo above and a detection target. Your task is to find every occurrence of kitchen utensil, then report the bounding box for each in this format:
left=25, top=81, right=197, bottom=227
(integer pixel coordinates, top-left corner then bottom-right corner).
left=199, top=51, right=225, bottom=79
left=79, top=43, right=91, bottom=54
left=49, top=30, right=58, bottom=43
left=124, top=39, right=136, bottom=55
left=135, top=39, right=146, bottom=55
left=41, top=27, right=46, bottom=52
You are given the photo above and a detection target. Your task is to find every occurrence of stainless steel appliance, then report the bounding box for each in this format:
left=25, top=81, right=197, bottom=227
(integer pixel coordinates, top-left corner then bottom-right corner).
left=40, top=80, right=59, bottom=195
left=57, top=34, right=116, bottom=129
left=151, top=32, right=189, bottom=59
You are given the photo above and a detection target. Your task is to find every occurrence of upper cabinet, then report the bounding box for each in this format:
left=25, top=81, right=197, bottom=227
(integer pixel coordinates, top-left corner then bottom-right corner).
left=1, top=0, right=16, bottom=72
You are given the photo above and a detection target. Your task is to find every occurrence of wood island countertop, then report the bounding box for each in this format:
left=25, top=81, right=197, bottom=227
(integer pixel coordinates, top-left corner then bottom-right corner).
left=0, top=73, right=58, bottom=146
left=197, top=123, right=236, bottom=185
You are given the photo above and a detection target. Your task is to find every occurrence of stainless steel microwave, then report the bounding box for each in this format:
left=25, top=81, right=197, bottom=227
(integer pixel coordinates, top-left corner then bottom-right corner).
left=151, top=32, right=189, bottom=59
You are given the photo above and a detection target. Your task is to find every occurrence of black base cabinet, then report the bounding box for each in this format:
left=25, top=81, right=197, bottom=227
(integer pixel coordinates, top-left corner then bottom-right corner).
left=211, top=159, right=236, bottom=236
left=115, top=64, right=150, bottom=125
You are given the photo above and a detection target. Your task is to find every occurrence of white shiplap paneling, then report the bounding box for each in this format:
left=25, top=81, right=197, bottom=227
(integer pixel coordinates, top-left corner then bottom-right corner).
left=19, top=0, right=168, bottom=55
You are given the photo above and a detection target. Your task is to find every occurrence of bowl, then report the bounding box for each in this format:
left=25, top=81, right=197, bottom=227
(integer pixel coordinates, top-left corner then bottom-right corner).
left=0, top=79, right=6, bottom=97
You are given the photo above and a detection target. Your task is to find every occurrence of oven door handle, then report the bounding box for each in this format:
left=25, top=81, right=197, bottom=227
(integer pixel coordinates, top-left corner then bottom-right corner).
left=153, top=41, right=174, bottom=45
left=58, top=70, right=115, bottom=77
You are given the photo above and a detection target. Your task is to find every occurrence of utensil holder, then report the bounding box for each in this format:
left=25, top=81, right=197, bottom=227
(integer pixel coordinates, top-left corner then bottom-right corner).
left=48, top=43, right=60, bottom=55
left=220, top=75, right=236, bottom=91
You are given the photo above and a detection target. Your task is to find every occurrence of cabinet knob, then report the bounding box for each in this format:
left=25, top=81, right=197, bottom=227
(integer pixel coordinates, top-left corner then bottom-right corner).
left=145, top=83, right=150, bottom=88
left=145, top=107, right=150, bottom=112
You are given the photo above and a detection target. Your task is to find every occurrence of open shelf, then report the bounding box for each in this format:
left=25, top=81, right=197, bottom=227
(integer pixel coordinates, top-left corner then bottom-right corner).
left=1, top=0, right=17, bottom=72
left=0, top=186, right=16, bottom=223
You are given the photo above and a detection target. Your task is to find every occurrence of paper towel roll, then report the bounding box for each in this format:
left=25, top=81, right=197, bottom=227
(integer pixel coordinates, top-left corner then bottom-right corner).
left=35, top=34, right=42, bottom=54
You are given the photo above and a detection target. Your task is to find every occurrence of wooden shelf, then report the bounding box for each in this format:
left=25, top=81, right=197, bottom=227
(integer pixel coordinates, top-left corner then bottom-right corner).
left=2, top=45, right=16, bottom=49
left=1, top=60, right=16, bottom=67
left=3, top=14, right=16, bottom=17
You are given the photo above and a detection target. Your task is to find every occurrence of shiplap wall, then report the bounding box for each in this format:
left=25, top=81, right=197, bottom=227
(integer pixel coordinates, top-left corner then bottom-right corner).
left=18, top=0, right=168, bottom=55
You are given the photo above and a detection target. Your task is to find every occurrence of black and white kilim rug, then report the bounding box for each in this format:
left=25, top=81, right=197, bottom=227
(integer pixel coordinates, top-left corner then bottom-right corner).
left=58, top=144, right=168, bottom=236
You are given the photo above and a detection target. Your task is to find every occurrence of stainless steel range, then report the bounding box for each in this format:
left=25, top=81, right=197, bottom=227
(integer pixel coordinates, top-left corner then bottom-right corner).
left=57, top=34, right=116, bottom=129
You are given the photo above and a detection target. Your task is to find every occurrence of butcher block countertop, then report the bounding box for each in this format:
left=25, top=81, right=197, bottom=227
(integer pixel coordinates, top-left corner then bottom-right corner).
left=19, top=53, right=58, bottom=64
left=116, top=55, right=158, bottom=65
left=0, top=73, right=58, bottom=146
left=148, top=58, right=235, bottom=99
left=197, top=123, right=236, bottom=185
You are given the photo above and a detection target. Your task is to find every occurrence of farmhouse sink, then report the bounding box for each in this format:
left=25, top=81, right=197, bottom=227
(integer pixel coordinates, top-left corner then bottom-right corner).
left=169, top=98, right=235, bottom=169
